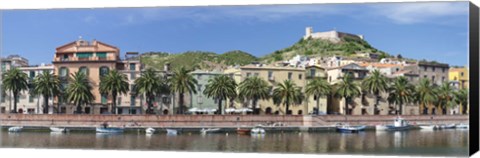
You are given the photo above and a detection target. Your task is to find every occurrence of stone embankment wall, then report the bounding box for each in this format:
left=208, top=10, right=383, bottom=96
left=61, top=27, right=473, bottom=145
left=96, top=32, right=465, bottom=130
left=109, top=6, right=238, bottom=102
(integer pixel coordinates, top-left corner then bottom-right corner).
left=0, top=114, right=469, bottom=128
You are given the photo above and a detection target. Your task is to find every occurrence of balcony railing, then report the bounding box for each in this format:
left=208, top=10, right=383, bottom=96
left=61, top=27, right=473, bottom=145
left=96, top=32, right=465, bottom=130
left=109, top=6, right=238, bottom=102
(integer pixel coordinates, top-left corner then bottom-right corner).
left=54, top=56, right=117, bottom=62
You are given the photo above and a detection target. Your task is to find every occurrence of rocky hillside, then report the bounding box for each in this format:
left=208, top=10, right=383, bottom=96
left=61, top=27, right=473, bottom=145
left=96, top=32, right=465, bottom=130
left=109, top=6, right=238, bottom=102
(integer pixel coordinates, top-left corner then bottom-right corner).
left=261, top=36, right=391, bottom=63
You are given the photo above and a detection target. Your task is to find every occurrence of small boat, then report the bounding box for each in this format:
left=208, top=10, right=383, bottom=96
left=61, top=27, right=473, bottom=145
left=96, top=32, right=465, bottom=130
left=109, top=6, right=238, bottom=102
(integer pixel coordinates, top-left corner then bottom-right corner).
left=96, top=127, right=124, bottom=133
left=166, top=129, right=178, bottom=135
left=438, top=124, right=456, bottom=129
left=384, top=117, right=411, bottom=131
left=251, top=126, right=266, bottom=134
left=8, top=126, right=23, bottom=132
left=236, top=128, right=251, bottom=135
left=50, top=127, right=68, bottom=133
left=336, top=125, right=366, bottom=133
left=146, top=127, right=155, bottom=134
left=375, top=125, right=388, bottom=131
left=456, top=124, right=469, bottom=129
left=419, top=125, right=435, bottom=130
left=200, top=128, right=221, bottom=134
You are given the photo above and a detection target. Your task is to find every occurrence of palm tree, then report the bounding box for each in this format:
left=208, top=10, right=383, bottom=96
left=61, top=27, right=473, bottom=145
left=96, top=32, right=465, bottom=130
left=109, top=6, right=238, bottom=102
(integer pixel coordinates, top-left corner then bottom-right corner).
left=66, top=71, right=94, bottom=114
left=238, top=76, right=270, bottom=114
left=414, top=78, right=437, bottom=115
left=306, top=77, right=331, bottom=115
left=272, top=80, right=304, bottom=115
left=134, top=68, right=162, bottom=114
left=334, top=73, right=361, bottom=115
left=203, top=75, right=237, bottom=115
left=387, top=76, right=414, bottom=115
left=170, top=66, right=197, bottom=114
left=99, top=70, right=129, bottom=114
left=361, top=70, right=388, bottom=115
left=33, top=71, right=62, bottom=114
left=454, top=88, right=468, bottom=114
left=2, top=68, right=29, bottom=113
left=436, top=82, right=455, bottom=115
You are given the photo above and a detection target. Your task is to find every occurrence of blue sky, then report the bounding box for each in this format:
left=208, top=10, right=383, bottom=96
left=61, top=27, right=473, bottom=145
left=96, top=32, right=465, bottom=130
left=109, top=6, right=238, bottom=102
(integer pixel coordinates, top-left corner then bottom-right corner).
left=1, top=2, right=469, bottom=66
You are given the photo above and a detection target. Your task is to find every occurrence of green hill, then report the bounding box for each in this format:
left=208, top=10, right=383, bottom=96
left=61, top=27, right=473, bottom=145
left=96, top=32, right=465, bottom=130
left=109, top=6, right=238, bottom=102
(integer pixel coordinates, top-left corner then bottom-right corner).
left=140, top=50, right=258, bottom=70
left=261, top=36, right=390, bottom=63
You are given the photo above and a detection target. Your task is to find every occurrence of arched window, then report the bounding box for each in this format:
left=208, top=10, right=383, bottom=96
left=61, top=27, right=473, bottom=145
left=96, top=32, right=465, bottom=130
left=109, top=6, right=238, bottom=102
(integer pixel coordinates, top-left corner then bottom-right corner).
left=79, top=67, right=89, bottom=76
left=99, top=66, right=109, bottom=78
left=59, top=67, right=69, bottom=77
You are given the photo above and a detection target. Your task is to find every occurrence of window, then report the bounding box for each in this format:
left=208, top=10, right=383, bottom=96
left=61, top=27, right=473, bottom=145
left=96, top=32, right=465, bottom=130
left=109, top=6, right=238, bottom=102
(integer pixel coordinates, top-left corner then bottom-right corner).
left=101, top=95, right=107, bottom=104
left=314, top=95, right=318, bottom=101
left=424, top=75, right=427, bottom=78
left=197, top=74, right=202, bottom=80
left=246, top=73, right=251, bottom=77
left=77, top=52, right=93, bottom=58
left=310, top=69, right=316, bottom=77
left=198, top=84, right=202, bottom=91
left=130, top=63, right=136, bottom=71
left=442, top=76, right=445, bottom=82
left=118, top=97, right=122, bottom=105
left=424, top=66, right=427, bottom=71
left=432, top=67, right=436, bottom=72
left=299, top=74, right=302, bottom=80
left=79, top=67, right=89, bottom=76
left=288, top=72, right=293, bottom=80
left=329, top=76, right=332, bottom=82
left=1, top=63, right=6, bottom=72
left=130, top=72, right=136, bottom=80
left=29, top=71, right=35, bottom=80
left=99, top=67, right=109, bottom=77
left=59, top=67, right=68, bottom=77
left=130, top=95, right=136, bottom=106
left=431, top=76, right=435, bottom=82
left=268, top=71, right=273, bottom=78
left=461, top=72, right=464, bottom=76
left=254, top=73, right=259, bottom=77
left=96, top=52, right=107, bottom=58
left=442, top=68, right=445, bottom=73
left=29, top=95, right=34, bottom=103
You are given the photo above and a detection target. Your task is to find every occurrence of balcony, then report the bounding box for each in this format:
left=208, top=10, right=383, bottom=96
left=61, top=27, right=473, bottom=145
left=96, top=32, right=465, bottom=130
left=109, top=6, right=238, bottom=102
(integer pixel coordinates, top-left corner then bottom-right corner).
left=54, top=56, right=117, bottom=62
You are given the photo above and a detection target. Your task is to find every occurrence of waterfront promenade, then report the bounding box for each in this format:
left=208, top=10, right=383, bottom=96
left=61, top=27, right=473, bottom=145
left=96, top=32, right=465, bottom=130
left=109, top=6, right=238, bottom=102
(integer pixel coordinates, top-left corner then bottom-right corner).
left=0, top=114, right=468, bottom=130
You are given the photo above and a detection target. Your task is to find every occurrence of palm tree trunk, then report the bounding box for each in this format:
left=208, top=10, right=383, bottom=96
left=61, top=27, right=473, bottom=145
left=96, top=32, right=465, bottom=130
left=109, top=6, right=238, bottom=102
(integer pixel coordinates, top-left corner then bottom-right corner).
left=76, top=102, right=82, bottom=114
left=316, top=98, right=320, bottom=115
left=43, top=94, right=49, bottom=114
left=344, top=97, right=348, bottom=115
left=160, top=94, right=164, bottom=115
left=374, top=92, right=379, bottom=115
left=253, top=98, right=258, bottom=114
left=12, top=91, right=17, bottom=113
left=217, top=98, right=222, bottom=115
left=179, top=93, right=184, bottom=114
left=112, top=94, right=117, bottom=114
left=285, top=97, right=290, bottom=115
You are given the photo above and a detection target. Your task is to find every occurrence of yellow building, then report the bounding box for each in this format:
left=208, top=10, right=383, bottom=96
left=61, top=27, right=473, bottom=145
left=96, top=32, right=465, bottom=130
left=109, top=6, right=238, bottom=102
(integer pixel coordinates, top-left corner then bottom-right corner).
left=449, top=67, right=469, bottom=89
left=239, top=64, right=307, bottom=115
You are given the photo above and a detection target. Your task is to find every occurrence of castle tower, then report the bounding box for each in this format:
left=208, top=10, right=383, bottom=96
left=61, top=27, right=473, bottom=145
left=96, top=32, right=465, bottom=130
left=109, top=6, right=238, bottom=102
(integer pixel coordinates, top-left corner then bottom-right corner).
left=305, top=27, right=313, bottom=37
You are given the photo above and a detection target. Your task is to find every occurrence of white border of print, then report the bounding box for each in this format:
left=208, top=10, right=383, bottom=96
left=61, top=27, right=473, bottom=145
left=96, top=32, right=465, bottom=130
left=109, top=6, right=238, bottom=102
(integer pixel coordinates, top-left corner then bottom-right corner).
left=0, top=0, right=476, bottom=158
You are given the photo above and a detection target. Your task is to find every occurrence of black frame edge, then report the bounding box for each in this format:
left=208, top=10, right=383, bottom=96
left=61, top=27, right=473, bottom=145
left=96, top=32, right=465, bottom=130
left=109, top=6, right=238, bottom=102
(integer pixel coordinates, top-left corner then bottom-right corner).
left=469, top=1, right=479, bottom=156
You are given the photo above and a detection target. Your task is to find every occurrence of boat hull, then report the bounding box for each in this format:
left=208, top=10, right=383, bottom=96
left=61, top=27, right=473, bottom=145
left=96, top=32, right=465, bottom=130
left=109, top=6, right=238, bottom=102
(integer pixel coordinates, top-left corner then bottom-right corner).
left=50, top=127, right=68, bottom=132
left=201, top=128, right=221, bottom=134
left=8, top=127, right=23, bottom=132
left=96, top=127, right=124, bottom=133
left=166, top=129, right=178, bottom=135
left=385, top=125, right=411, bottom=131
left=251, top=128, right=266, bottom=134
left=236, top=129, right=251, bottom=135
left=336, top=126, right=366, bottom=133
left=146, top=128, right=155, bottom=134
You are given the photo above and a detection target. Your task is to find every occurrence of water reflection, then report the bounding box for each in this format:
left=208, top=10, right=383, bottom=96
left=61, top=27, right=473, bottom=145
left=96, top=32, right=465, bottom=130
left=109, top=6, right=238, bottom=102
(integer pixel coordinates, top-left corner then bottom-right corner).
left=0, top=129, right=469, bottom=156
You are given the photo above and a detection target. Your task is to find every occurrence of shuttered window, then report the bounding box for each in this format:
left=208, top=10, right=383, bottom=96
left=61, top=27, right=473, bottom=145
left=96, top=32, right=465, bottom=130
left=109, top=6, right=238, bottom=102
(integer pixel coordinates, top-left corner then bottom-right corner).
left=77, top=52, right=93, bottom=58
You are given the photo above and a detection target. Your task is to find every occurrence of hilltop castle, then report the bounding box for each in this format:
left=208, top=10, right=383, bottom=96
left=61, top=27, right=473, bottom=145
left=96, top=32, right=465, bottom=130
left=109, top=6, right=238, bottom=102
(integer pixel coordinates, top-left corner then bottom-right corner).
left=303, top=27, right=364, bottom=43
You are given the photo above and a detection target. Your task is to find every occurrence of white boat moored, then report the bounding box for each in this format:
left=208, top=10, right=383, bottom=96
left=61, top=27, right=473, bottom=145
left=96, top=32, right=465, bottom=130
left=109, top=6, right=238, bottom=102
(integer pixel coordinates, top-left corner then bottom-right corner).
left=8, top=126, right=23, bottom=132
left=50, top=127, right=68, bottom=132
left=456, top=124, right=469, bottom=129
left=251, top=127, right=266, bottom=134
left=146, top=127, right=155, bottom=134
left=166, top=129, right=178, bottom=135
left=200, top=128, right=221, bottom=134
left=419, top=125, right=435, bottom=130
left=96, top=127, right=124, bottom=133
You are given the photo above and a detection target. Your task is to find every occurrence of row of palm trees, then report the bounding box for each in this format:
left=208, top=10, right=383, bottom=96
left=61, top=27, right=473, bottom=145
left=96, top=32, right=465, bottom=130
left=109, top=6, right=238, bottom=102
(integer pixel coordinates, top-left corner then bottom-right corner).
left=1, top=67, right=469, bottom=115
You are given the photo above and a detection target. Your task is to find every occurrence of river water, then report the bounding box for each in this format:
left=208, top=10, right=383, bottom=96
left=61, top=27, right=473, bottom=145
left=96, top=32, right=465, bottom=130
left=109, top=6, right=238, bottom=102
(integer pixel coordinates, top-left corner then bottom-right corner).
left=0, top=128, right=469, bottom=157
